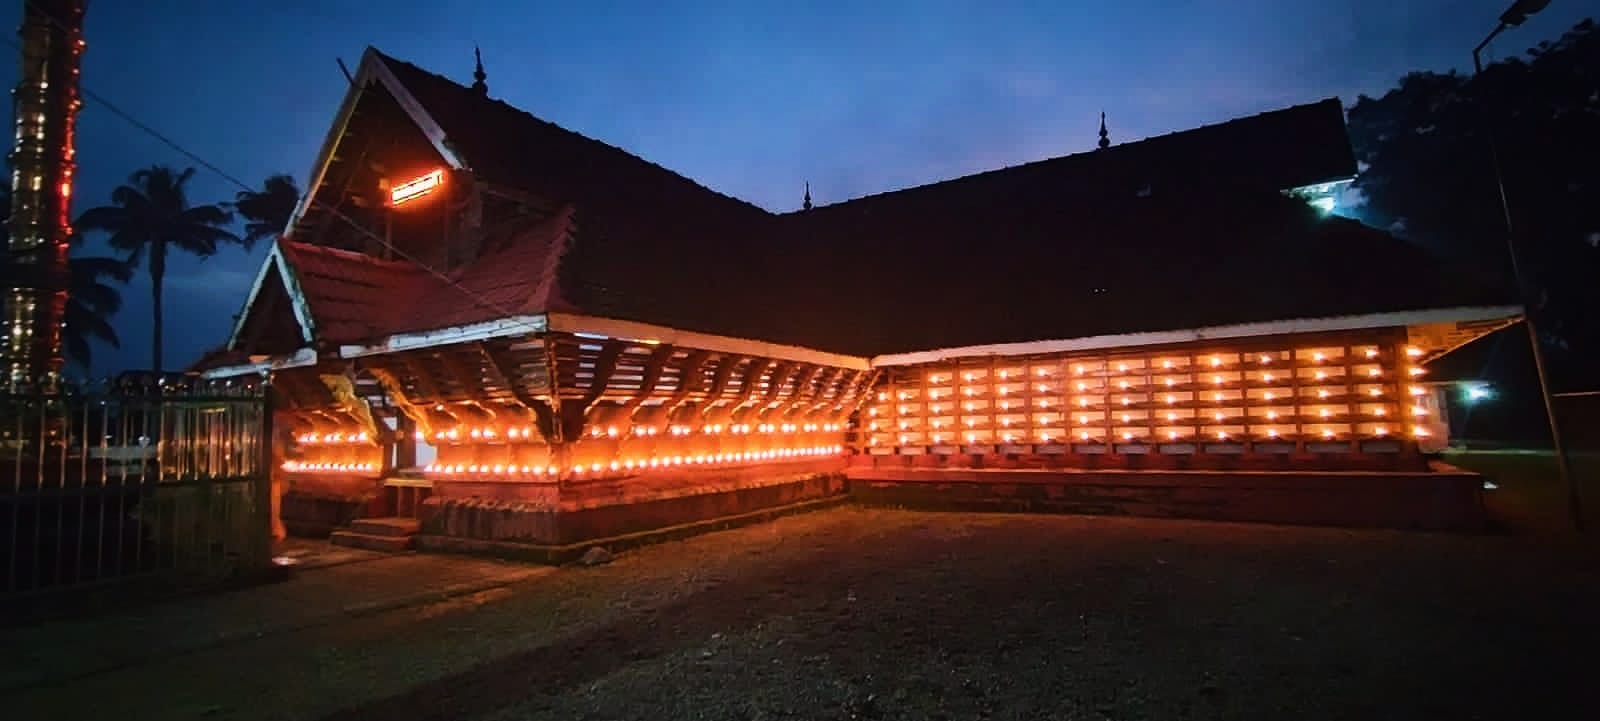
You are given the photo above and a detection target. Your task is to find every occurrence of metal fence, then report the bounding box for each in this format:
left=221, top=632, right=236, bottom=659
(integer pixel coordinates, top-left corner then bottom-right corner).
left=1, top=376, right=271, bottom=602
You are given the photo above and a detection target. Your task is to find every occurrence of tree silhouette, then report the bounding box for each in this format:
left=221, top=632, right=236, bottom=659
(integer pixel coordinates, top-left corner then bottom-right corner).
left=1347, top=18, right=1600, bottom=387
left=0, top=185, right=132, bottom=372
left=75, top=166, right=240, bottom=372
left=231, top=174, right=299, bottom=249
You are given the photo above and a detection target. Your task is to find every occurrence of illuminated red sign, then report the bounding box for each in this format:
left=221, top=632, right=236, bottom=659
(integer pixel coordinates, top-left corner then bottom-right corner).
left=390, top=169, right=444, bottom=206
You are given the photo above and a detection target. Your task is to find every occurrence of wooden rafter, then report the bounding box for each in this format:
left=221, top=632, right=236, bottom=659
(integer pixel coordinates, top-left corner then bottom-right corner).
left=619, top=344, right=677, bottom=413
left=655, top=349, right=710, bottom=417
left=758, top=361, right=800, bottom=412
left=800, top=366, right=843, bottom=415
left=782, top=365, right=824, bottom=416
left=401, top=354, right=443, bottom=402
left=839, top=369, right=879, bottom=412
left=577, top=341, right=625, bottom=411
left=480, top=341, right=558, bottom=442
left=559, top=339, right=624, bottom=441
left=436, top=345, right=491, bottom=401
left=730, top=358, right=780, bottom=416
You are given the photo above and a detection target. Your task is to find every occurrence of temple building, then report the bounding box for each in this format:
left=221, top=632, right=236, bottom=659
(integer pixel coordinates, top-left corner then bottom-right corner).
left=201, top=47, right=1517, bottom=552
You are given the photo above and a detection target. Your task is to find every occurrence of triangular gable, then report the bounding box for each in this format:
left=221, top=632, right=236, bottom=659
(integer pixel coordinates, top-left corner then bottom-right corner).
left=226, top=241, right=316, bottom=351
left=285, top=47, right=469, bottom=236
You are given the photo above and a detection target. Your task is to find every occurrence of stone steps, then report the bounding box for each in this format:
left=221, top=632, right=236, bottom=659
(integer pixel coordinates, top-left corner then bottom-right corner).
left=348, top=517, right=421, bottom=537
left=330, top=517, right=420, bottom=553
left=329, top=530, right=414, bottom=553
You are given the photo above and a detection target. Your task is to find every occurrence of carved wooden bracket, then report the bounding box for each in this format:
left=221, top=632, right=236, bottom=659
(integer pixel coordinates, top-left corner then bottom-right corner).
left=318, top=372, right=380, bottom=441
left=367, top=365, right=434, bottom=438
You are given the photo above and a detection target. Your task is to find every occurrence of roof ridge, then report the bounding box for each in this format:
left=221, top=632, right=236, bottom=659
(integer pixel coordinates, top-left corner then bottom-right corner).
left=781, top=98, right=1348, bottom=214
left=370, top=48, right=773, bottom=217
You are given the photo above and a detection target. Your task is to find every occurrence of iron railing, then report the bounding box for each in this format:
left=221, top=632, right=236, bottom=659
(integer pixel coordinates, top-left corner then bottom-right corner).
left=1, top=375, right=270, bottom=600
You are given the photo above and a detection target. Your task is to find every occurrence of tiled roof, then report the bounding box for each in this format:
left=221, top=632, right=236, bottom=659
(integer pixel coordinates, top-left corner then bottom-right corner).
left=275, top=240, right=432, bottom=342
left=268, top=206, right=577, bottom=344
left=384, top=206, right=578, bottom=335
left=758, top=173, right=1509, bottom=355
left=253, top=49, right=1504, bottom=357
left=373, top=50, right=780, bottom=342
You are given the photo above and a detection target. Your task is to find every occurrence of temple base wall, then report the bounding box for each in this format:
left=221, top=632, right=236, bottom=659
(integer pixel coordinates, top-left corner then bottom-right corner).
left=414, top=460, right=848, bottom=557
left=280, top=475, right=384, bottom=538
left=847, top=461, right=1485, bottom=531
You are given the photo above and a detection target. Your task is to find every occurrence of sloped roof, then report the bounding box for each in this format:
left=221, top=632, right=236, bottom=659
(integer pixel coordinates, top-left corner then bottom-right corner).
left=785, top=98, right=1356, bottom=216
left=240, top=48, right=1504, bottom=359
left=252, top=205, right=575, bottom=346
left=275, top=240, right=431, bottom=342
left=755, top=188, right=1509, bottom=356
left=374, top=50, right=770, bottom=222
left=370, top=49, right=781, bottom=342
left=386, top=205, right=578, bottom=335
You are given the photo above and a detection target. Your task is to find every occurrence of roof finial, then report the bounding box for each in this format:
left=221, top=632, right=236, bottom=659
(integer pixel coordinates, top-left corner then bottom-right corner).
left=471, top=45, right=488, bottom=95
left=1097, top=111, right=1110, bottom=150
left=802, top=181, right=813, bottom=211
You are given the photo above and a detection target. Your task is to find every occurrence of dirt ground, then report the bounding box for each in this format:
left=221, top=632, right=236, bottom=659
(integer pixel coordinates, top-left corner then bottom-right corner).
left=17, top=507, right=1600, bottom=721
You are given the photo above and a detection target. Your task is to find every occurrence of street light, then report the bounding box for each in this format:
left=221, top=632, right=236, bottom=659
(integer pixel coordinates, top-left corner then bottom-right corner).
left=1473, top=0, right=1553, bottom=72
left=1471, top=0, right=1581, bottom=531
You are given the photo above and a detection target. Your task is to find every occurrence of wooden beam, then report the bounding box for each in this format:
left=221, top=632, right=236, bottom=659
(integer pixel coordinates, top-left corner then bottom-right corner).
left=759, top=361, right=800, bottom=411
left=619, top=344, right=677, bottom=413
left=840, top=369, right=880, bottom=412
left=560, top=339, right=624, bottom=441
left=436, top=345, right=491, bottom=400
left=728, top=358, right=780, bottom=417
left=480, top=341, right=558, bottom=443
left=577, top=341, right=625, bottom=411
left=782, top=365, right=825, bottom=416
left=655, top=349, right=711, bottom=417
left=799, top=366, right=843, bottom=415
left=401, top=354, right=443, bottom=402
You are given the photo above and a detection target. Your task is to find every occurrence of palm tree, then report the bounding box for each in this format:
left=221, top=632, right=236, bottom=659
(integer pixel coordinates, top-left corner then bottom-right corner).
left=75, top=166, right=239, bottom=372
left=0, top=187, right=132, bottom=372
left=231, top=174, right=299, bottom=248
left=58, top=252, right=134, bottom=372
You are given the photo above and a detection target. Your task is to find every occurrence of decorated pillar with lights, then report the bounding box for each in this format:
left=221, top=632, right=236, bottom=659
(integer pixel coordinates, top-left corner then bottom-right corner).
left=2, top=0, right=85, bottom=392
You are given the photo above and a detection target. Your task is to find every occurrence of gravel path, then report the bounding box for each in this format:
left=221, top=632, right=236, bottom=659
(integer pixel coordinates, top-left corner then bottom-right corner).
left=16, top=508, right=1600, bottom=721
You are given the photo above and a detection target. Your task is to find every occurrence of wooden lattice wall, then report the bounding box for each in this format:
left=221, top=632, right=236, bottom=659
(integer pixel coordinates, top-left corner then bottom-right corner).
left=864, top=331, right=1444, bottom=456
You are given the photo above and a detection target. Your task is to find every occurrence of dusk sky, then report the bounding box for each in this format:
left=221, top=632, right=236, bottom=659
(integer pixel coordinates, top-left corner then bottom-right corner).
left=11, top=0, right=1596, bottom=377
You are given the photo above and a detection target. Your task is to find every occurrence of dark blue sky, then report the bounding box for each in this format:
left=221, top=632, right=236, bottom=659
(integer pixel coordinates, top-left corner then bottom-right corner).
left=15, top=0, right=1596, bottom=376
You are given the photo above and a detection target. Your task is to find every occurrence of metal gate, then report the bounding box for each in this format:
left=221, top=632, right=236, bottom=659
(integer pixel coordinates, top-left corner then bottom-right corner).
left=1, top=376, right=271, bottom=602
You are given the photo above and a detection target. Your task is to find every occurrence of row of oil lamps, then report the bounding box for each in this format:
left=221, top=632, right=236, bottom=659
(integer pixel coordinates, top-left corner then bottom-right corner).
left=422, top=445, right=847, bottom=476
left=894, top=370, right=1425, bottom=402
left=295, top=422, right=848, bottom=445
left=920, top=347, right=1425, bottom=383
left=875, top=426, right=1429, bottom=446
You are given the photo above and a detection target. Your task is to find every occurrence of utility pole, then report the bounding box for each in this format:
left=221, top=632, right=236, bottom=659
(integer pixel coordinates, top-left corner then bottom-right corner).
left=2, top=0, right=86, bottom=394
left=1471, top=0, right=1581, bottom=531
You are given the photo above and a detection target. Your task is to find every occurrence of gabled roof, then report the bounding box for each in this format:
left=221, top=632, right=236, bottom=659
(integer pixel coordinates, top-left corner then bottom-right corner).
left=230, top=207, right=578, bottom=349
left=755, top=189, right=1511, bottom=356
left=232, top=47, right=1502, bottom=362
left=371, top=49, right=771, bottom=222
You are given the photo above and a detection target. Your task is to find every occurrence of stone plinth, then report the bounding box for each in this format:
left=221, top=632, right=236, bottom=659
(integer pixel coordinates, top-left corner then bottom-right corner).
left=415, top=459, right=848, bottom=560
left=847, top=462, right=1485, bottom=531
